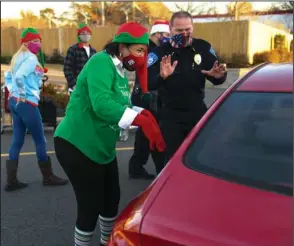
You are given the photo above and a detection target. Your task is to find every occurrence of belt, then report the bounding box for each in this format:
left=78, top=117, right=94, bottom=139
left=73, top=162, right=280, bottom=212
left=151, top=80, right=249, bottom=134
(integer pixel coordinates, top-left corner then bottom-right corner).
left=12, top=96, right=38, bottom=107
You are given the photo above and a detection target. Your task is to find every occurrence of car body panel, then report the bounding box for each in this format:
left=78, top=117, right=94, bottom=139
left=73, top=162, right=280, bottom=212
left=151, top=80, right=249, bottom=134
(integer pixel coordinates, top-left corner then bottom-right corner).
left=140, top=163, right=292, bottom=246
left=236, top=63, right=293, bottom=92
left=109, top=63, right=293, bottom=246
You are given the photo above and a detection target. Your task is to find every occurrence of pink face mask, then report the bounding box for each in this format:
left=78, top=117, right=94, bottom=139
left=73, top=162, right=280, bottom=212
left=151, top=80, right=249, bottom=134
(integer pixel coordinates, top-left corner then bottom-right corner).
left=27, top=42, right=41, bottom=54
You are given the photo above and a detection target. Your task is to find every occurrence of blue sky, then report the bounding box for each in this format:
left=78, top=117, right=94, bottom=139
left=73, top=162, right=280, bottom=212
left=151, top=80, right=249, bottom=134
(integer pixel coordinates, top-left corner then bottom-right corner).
left=1, top=2, right=275, bottom=19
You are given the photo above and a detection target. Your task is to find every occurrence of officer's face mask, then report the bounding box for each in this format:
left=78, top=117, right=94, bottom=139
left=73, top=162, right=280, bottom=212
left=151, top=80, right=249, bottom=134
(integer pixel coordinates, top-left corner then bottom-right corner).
left=170, top=32, right=192, bottom=48
left=122, top=52, right=145, bottom=72
left=79, top=34, right=91, bottom=43
left=160, top=35, right=171, bottom=45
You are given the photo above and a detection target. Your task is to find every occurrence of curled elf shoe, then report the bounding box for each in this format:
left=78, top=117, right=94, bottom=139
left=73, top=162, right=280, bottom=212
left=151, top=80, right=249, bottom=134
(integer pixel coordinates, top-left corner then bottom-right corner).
left=38, top=157, right=68, bottom=186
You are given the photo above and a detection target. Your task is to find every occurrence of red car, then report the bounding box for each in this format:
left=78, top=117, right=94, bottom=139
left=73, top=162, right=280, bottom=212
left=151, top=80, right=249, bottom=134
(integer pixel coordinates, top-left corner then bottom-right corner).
left=108, top=63, right=293, bottom=246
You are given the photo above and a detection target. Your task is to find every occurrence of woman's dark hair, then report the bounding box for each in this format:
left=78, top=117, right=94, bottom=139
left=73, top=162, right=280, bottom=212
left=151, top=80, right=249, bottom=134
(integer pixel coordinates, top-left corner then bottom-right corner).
left=104, top=41, right=131, bottom=57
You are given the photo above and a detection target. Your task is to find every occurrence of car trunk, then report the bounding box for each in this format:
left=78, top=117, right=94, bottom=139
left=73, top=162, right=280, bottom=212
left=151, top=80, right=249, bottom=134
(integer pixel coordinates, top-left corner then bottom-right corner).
left=140, top=166, right=292, bottom=246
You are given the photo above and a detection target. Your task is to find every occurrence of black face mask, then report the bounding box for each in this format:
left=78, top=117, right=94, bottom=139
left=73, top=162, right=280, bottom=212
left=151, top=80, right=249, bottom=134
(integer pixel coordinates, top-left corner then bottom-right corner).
left=122, top=61, right=136, bottom=72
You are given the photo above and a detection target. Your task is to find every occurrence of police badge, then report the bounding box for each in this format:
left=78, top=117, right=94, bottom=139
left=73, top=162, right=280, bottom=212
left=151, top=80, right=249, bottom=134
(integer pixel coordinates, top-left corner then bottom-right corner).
left=194, top=54, right=202, bottom=65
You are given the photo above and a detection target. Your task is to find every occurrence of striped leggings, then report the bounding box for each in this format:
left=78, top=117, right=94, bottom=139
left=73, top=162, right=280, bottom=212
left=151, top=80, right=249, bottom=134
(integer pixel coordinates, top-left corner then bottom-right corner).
left=54, top=137, right=120, bottom=246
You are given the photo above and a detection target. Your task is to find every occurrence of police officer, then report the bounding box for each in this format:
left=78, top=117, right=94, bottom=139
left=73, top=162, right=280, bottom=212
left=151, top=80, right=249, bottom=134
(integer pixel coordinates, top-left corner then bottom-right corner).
left=128, top=20, right=171, bottom=179
left=148, top=11, right=228, bottom=163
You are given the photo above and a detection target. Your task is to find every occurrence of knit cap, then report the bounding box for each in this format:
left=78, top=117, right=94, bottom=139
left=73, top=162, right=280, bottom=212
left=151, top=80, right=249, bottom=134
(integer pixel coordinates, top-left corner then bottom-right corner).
left=113, top=22, right=150, bottom=99
left=21, top=27, right=47, bottom=73
left=77, top=23, right=92, bottom=43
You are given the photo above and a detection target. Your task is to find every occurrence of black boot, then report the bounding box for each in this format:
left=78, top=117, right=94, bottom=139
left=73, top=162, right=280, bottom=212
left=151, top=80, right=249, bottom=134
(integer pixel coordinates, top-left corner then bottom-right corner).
left=129, top=166, right=155, bottom=180
left=38, top=156, right=68, bottom=186
left=4, top=160, right=28, bottom=192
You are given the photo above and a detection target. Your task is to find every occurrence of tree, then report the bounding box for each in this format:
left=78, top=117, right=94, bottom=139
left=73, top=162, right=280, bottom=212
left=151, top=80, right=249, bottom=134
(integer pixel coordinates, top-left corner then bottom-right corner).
left=135, top=2, right=172, bottom=24
left=20, top=10, right=38, bottom=26
left=108, top=2, right=150, bottom=25
left=40, top=8, right=56, bottom=28
left=19, top=10, right=47, bottom=28
left=226, top=2, right=253, bottom=20
left=269, top=2, right=294, bottom=11
left=174, top=2, right=207, bottom=15
left=267, top=2, right=293, bottom=33
left=90, top=2, right=118, bottom=25
left=56, top=11, right=77, bottom=27
left=70, top=2, right=92, bottom=25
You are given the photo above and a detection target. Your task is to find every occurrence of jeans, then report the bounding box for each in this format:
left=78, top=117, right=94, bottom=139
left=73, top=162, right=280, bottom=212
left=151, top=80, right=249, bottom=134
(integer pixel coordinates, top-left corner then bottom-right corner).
left=8, top=97, right=47, bottom=161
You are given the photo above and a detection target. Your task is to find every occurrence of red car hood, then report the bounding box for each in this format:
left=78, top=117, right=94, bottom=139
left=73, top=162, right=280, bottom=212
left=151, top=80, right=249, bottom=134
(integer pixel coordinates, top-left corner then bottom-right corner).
left=140, top=167, right=292, bottom=246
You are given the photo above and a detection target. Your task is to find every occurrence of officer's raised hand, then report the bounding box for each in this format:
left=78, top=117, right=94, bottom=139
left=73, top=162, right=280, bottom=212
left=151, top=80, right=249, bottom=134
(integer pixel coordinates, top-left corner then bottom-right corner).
left=201, top=61, right=227, bottom=79
left=160, top=55, right=178, bottom=79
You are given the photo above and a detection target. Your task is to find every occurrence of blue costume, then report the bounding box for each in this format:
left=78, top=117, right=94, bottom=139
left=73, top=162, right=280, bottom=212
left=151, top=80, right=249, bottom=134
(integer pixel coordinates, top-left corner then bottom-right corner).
left=4, top=27, right=68, bottom=192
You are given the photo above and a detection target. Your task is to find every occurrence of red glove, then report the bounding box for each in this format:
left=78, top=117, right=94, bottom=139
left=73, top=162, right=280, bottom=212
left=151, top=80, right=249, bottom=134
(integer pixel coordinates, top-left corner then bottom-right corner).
left=132, top=114, right=166, bottom=152
left=141, top=109, right=158, bottom=126
left=140, top=110, right=165, bottom=151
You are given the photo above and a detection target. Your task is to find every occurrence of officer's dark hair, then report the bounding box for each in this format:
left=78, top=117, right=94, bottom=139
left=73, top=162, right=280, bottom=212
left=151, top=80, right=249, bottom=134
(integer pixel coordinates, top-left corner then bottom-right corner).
left=104, top=41, right=131, bottom=57
left=170, top=11, right=193, bottom=26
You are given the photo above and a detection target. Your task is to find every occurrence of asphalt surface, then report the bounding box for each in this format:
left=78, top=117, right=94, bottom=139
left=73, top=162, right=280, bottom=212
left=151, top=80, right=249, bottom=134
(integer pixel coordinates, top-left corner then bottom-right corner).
left=1, top=88, right=225, bottom=246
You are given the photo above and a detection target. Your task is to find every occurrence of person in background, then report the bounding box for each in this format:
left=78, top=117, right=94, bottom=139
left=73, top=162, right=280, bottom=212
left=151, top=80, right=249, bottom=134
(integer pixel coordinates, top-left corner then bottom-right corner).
left=54, top=22, right=165, bottom=246
left=128, top=20, right=171, bottom=179
left=148, top=11, right=228, bottom=163
left=63, top=23, right=96, bottom=94
left=4, top=27, right=68, bottom=192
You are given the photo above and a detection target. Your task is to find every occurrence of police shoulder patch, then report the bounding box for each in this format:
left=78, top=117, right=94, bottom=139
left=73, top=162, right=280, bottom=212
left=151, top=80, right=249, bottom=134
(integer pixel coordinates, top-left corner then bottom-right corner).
left=209, top=46, right=217, bottom=58
left=147, top=52, right=158, bottom=67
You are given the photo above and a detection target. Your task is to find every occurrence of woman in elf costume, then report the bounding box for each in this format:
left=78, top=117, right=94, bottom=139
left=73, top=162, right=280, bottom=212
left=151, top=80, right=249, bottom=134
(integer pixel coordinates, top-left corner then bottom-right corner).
left=54, top=22, right=165, bottom=246
left=4, top=27, right=68, bottom=192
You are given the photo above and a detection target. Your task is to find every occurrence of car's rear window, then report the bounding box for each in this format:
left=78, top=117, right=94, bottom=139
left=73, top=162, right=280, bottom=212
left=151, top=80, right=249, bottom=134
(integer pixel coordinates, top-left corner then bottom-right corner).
left=184, top=92, right=293, bottom=195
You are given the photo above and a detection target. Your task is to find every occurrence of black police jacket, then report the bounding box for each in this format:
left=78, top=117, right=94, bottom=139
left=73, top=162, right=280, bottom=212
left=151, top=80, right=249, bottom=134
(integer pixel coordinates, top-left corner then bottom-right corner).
left=147, top=38, right=227, bottom=113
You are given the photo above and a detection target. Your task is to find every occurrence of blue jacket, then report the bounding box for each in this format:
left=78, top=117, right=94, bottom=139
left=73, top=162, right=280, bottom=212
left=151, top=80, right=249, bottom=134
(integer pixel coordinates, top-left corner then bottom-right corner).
left=4, top=51, right=43, bottom=106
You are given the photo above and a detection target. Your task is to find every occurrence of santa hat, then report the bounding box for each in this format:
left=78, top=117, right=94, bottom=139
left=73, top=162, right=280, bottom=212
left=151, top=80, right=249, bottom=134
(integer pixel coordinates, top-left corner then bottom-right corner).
left=21, top=27, right=47, bottom=73
left=113, top=22, right=150, bottom=96
left=150, top=20, right=170, bottom=35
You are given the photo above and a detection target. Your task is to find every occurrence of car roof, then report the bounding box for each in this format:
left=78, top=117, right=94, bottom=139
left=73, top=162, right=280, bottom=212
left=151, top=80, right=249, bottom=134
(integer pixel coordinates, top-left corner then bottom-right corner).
left=235, top=63, right=293, bottom=93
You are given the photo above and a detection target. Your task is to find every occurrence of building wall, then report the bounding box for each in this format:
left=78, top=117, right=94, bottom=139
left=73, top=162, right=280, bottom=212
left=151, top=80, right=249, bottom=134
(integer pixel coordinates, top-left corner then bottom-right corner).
left=193, top=13, right=293, bottom=33
left=247, top=20, right=293, bottom=63
left=192, top=20, right=250, bottom=63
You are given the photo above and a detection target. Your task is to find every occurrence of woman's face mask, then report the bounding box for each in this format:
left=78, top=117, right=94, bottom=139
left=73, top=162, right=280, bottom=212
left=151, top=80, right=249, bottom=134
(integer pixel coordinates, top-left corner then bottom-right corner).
left=79, top=34, right=91, bottom=43
left=122, top=53, right=145, bottom=72
left=121, top=46, right=146, bottom=72
left=27, top=41, right=41, bottom=54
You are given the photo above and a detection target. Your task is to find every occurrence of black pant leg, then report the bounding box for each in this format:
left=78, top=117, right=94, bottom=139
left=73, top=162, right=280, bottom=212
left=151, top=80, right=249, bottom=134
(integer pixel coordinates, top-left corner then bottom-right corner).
left=54, top=137, right=105, bottom=232
left=150, top=149, right=166, bottom=174
left=100, top=158, right=120, bottom=218
left=160, top=120, right=189, bottom=164
left=128, top=128, right=151, bottom=173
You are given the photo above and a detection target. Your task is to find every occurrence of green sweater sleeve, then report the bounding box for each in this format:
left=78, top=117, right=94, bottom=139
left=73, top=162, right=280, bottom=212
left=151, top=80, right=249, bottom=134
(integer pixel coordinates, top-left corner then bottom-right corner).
left=87, top=53, right=139, bottom=128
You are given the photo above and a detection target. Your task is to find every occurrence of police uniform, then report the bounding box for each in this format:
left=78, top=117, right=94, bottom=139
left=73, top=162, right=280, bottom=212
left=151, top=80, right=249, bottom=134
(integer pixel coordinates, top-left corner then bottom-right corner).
left=128, top=39, right=165, bottom=179
left=148, top=38, right=227, bottom=162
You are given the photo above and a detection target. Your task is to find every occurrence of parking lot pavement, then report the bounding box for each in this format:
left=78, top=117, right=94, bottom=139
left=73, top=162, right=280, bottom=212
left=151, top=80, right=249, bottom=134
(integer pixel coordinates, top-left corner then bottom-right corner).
left=1, top=88, right=225, bottom=246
